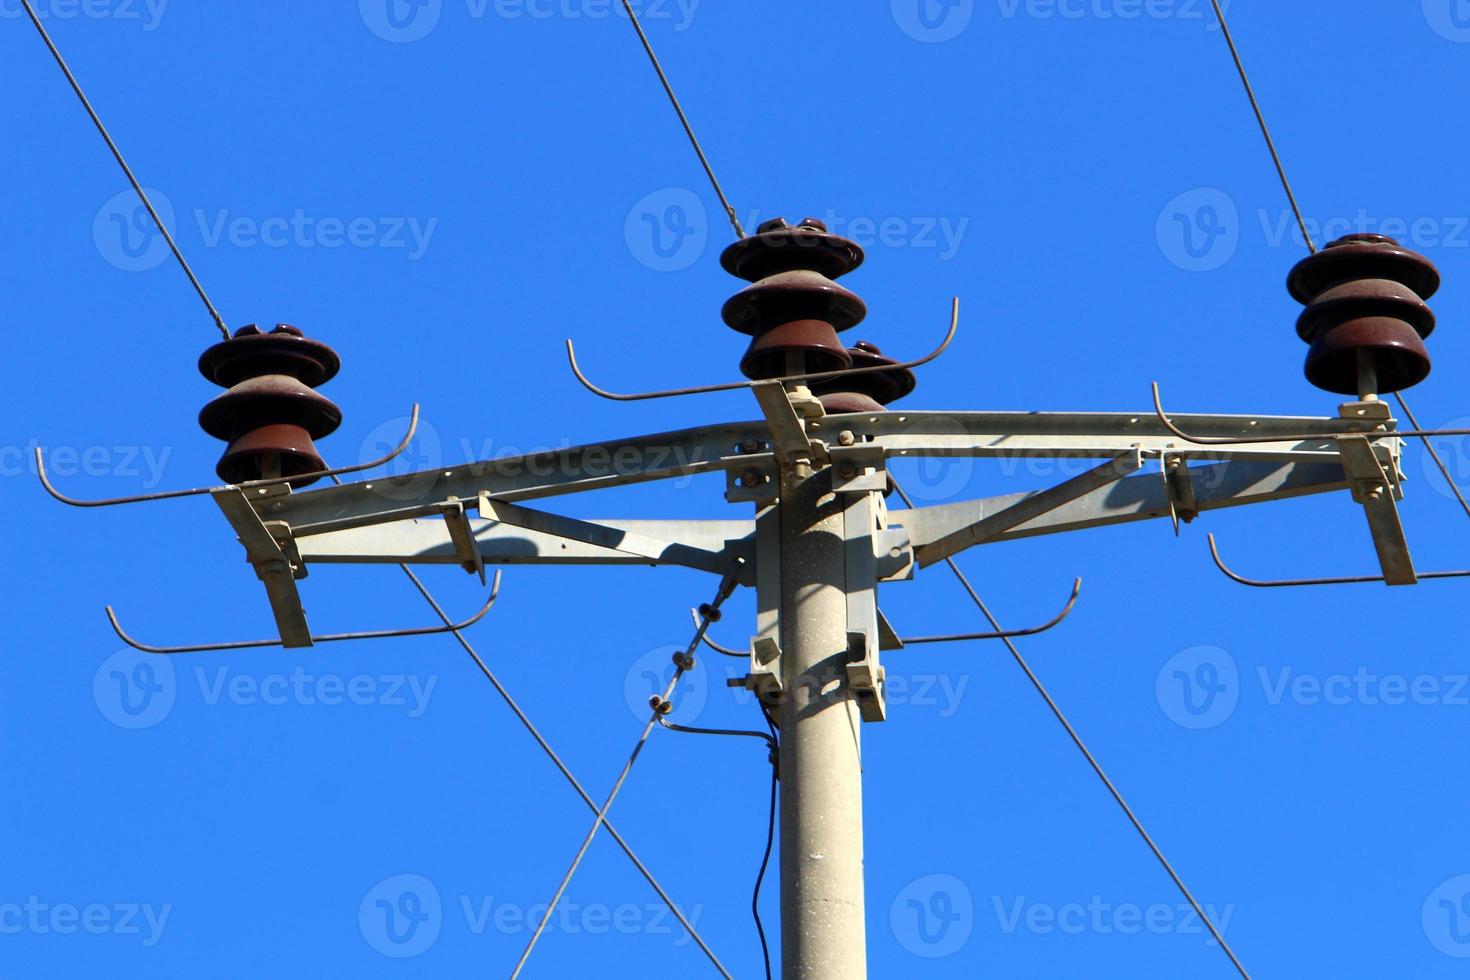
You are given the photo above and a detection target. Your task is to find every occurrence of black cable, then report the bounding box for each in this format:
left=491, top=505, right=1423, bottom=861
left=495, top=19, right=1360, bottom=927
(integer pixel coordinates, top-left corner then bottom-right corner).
left=657, top=706, right=778, bottom=980
left=752, top=748, right=777, bottom=980
left=19, top=0, right=230, bottom=339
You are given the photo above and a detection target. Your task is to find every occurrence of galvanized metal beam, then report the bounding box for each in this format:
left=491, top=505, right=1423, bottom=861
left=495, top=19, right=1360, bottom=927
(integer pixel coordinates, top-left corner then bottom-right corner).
left=901, top=460, right=1352, bottom=550
left=915, top=450, right=1145, bottom=566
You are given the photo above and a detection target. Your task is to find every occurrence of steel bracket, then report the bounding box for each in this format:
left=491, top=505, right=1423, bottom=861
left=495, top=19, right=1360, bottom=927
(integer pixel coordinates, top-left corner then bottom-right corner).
left=1163, top=454, right=1199, bottom=534
left=830, top=444, right=888, bottom=493
left=436, top=498, right=486, bottom=582
left=728, top=634, right=785, bottom=708
left=845, top=630, right=887, bottom=723
left=212, top=488, right=313, bottom=648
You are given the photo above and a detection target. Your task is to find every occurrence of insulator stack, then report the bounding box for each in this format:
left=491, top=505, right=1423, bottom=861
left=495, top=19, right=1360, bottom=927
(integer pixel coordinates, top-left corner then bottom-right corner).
left=1288, top=234, right=1440, bottom=397
left=197, top=324, right=343, bottom=488
left=721, top=217, right=866, bottom=380
left=808, top=341, right=917, bottom=414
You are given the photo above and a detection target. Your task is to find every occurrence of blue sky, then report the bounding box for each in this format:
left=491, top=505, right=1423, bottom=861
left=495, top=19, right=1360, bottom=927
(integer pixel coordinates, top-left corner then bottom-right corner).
left=5, top=2, right=1470, bottom=977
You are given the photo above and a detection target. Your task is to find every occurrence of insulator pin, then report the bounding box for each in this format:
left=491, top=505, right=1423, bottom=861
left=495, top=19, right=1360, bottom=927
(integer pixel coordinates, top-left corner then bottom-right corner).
left=197, top=324, right=343, bottom=488
left=1288, top=234, right=1440, bottom=396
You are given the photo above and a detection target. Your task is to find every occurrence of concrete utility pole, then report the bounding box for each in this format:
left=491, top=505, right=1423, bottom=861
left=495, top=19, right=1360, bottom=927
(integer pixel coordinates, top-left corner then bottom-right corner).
left=70, top=219, right=1443, bottom=980
left=777, top=458, right=867, bottom=978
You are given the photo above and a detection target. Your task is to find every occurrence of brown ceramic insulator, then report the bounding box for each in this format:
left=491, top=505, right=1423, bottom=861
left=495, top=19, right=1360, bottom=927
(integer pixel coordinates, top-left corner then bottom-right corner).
left=810, top=340, right=918, bottom=415
left=721, top=218, right=868, bottom=380
left=197, top=324, right=343, bottom=487
left=721, top=216, right=865, bottom=283
left=1287, top=235, right=1441, bottom=395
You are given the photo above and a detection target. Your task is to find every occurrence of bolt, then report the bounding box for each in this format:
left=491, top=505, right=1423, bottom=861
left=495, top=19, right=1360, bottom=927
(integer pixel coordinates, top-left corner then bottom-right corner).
left=838, top=430, right=856, bottom=447
left=740, top=468, right=763, bottom=488
left=838, top=463, right=858, bottom=480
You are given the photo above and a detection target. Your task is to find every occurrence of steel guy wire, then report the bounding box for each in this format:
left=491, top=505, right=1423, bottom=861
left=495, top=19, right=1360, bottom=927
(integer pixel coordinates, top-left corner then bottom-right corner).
left=510, top=570, right=741, bottom=979
left=19, top=0, right=230, bottom=340
left=891, top=477, right=1252, bottom=980
left=320, top=470, right=732, bottom=978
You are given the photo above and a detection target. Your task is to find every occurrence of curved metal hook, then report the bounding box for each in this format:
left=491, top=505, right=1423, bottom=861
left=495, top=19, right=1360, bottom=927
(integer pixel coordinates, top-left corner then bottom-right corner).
left=899, top=577, right=1083, bottom=645
left=1206, top=534, right=1470, bottom=588
left=567, top=297, right=960, bottom=402
left=107, top=568, right=501, bottom=655
left=1151, top=384, right=1470, bottom=447
left=38, top=404, right=421, bottom=508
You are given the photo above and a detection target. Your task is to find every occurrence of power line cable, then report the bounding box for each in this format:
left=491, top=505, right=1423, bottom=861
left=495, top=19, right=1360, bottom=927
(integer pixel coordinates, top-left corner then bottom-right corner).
left=891, top=478, right=1251, bottom=980
left=510, top=569, right=740, bottom=978
left=19, top=0, right=230, bottom=339
left=617, top=0, right=745, bottom=239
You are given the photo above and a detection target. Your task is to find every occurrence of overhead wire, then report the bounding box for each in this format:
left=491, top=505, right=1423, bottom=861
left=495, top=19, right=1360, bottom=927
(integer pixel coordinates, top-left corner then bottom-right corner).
left=510, top=569, right=741, bottom=979
left=1206, top=0, right=1470, bottom=521
left=19, top=0, right=230, bottom=339
left=617, top=0, right=745, bottom=239
left=890, top=478, right=1251, bottom=980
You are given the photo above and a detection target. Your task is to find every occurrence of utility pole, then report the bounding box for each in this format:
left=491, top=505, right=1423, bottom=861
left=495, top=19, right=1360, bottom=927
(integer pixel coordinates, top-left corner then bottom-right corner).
left=776, top=457, right=867, bottom=979
left=51, top=222, right=1457, bottom=980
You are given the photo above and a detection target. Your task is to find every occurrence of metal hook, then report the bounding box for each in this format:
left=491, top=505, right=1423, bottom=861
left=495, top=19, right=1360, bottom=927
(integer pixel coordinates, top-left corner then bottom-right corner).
left=897, top=577, right=1082, bottom=645
left=702, top=577, right=1082, bottom=653
left=1150, top=384, right=1470, bottom=446
left=1206, top=534, right=1470, bottom=588
left=566, top=297, right=960, bottom=403
left=106, top=569, right=502, bottom=655
left=37, top=405, right=421, bottom=508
